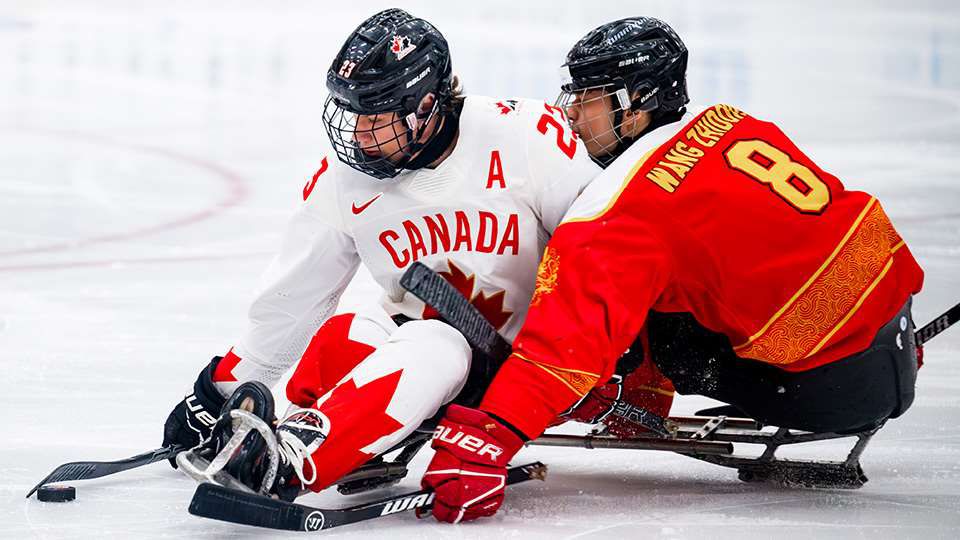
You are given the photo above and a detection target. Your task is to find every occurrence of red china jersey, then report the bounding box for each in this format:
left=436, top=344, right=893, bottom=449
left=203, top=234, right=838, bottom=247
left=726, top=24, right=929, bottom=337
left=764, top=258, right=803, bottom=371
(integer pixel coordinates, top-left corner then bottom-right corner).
left=480, top=104, right=925, bottom=439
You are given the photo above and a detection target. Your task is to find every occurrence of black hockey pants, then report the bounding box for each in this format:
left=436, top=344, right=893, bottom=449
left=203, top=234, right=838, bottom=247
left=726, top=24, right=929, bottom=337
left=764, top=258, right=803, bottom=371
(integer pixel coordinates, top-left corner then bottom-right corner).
left=648, top=298, right=918, bottom=434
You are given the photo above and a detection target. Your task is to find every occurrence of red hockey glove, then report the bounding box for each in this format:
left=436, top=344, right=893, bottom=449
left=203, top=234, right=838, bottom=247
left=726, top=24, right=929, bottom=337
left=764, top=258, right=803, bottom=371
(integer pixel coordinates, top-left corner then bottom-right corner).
left=602, top=393, right=673, bottom=439
left=560, top=365, right=675, bottom=439
left=561, top=376, right=624, bottom=425
left=420, top=405, right=524, bottom=523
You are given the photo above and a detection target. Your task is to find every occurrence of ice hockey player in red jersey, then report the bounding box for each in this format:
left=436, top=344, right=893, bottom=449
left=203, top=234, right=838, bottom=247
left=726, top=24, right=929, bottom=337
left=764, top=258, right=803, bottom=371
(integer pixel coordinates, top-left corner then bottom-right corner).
left=421, top=16, right=925, bottom=523
left=162, top=9, right=599, bottom=499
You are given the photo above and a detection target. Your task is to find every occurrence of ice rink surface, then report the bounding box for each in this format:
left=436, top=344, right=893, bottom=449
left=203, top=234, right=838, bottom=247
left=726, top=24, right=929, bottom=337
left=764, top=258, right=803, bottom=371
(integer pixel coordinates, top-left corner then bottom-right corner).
left=1, top=0, right=959, bottom=538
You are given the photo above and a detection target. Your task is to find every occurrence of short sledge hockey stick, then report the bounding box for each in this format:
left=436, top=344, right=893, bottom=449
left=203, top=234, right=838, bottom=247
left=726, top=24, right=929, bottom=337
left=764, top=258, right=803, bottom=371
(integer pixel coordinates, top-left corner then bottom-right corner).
left=188, top=461, right=547, bottom=531
left=26, top=444, right=183, bottom=498
left=400, top=261, right=512, bottom=362
left=916, top=300, right=960, bottom=346
left=399, top=262, right=676, bottom=437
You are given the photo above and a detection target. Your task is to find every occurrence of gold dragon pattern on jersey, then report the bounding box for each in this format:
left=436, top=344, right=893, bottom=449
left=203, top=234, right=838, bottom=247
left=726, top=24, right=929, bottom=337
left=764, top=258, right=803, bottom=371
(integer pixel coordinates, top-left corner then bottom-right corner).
left=530, top=246, right=560, bottom=307
left=734, top=198, right=905, bottom=365
left=512, top=352, right=600, bottom=397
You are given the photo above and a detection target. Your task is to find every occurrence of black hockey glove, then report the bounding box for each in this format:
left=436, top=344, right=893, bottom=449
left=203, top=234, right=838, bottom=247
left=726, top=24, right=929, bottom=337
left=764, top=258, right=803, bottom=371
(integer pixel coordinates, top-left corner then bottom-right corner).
left=162, top=356, right=228, bottom=468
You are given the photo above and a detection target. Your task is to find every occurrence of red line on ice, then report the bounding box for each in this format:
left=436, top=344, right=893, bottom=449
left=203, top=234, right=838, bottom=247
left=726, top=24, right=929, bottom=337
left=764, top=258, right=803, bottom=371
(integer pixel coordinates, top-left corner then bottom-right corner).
left=0, top=127, right=250, bottom=257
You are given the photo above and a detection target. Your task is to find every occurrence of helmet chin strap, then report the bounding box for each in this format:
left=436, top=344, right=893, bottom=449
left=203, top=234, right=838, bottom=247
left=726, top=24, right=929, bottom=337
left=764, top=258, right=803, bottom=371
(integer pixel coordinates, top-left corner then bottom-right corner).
left=403, top=99, right=462, bottom=170
left=598, top=93, right=636, bottom=168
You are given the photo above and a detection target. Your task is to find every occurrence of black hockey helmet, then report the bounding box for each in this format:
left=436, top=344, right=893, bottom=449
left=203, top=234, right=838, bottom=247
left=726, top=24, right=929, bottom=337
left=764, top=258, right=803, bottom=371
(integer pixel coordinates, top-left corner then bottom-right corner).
left=557, top=17, right=689, bottom=166
left=323, top=8, right=455, bottom=179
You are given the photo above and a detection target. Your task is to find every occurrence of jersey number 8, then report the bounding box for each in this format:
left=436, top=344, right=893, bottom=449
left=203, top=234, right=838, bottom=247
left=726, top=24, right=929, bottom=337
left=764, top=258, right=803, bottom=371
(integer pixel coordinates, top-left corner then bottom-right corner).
left=724, top=139, right=831, bottom=214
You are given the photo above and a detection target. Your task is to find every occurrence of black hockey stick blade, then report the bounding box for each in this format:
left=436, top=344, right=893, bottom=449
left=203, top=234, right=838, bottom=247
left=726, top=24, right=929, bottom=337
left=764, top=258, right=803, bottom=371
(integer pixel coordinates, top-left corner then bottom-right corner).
left=26, top=444, right=183, bottom=498
left=915, top=300, right=960, bottom=346
left=400, top=262, right=512, bottom=362
left=188, top=461, right=547, bottom=532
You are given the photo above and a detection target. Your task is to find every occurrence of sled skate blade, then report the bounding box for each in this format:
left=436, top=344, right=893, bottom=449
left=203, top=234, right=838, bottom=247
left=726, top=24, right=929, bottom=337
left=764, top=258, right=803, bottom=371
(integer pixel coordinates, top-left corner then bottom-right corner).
left=735, top=460, right=867, bottom=489
left=685, top=422, right=881, bottom=489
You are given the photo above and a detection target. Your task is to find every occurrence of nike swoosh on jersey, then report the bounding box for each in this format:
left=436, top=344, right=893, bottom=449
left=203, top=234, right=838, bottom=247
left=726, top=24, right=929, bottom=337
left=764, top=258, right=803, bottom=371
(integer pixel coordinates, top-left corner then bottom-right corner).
left=352, top=193, right=383, bottom=215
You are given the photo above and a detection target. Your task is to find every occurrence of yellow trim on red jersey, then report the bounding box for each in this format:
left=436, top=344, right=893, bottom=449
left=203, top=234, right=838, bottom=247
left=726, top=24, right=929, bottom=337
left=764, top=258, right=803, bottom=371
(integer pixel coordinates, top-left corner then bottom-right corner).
left=734, top=198, right=878, bottom=350
left=807, top=257, right=894, bottom=357
left=561, top=147, right=657, bottom=226
left=511, top=352, right=601, bottom=397
left=562, top=105, right=747, bottom=227
left=632, top=384, right=676, bottom=397
left=734, top=198, right=904, bottom=365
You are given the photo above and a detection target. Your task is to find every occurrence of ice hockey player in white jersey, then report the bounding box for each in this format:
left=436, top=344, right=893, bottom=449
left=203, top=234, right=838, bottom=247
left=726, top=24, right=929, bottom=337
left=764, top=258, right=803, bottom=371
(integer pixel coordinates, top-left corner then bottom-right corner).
left=162, top=8, right=600, bottom=499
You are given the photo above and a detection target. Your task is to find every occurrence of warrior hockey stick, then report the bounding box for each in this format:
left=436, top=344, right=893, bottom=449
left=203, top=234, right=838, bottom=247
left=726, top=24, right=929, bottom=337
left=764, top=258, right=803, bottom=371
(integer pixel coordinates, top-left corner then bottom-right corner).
left=916, top=300, right=960, bottom=345
left=188, top=461, right=547, bottom=532
left=399, top=262, right=676, bottom=437
left=25, top=444, right=183, bottom=498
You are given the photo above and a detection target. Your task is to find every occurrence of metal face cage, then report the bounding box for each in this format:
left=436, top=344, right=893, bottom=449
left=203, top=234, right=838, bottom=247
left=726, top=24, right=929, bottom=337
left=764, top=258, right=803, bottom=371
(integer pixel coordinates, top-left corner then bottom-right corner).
left=322, top=94, right=442, bottom=180
left=555, top=81, right=660, bottom=166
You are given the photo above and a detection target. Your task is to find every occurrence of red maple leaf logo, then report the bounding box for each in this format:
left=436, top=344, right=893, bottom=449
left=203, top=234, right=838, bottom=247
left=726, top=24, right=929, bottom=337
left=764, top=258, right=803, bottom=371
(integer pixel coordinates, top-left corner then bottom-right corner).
left=438, top=260, right=476, bottom=302
left=472, top=289, right=512, bottom=330
left=306, top=370, right=406, bottom=490
left=422, top=260, right=513, bottom=330
left=391, top=36, right=403, bottom=54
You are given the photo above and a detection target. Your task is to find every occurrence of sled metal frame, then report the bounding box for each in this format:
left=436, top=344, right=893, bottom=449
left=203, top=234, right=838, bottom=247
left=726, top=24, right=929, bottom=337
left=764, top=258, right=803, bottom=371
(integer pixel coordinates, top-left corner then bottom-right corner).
left=334, top=432, right=432, bottom=495
left=529, top=415, right=880, bottom=489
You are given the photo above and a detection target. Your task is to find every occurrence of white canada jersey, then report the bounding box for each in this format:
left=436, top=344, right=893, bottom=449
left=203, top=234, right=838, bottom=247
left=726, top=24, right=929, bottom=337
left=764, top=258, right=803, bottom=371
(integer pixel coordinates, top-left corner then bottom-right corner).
left=230, top=96, right=600, bottom=386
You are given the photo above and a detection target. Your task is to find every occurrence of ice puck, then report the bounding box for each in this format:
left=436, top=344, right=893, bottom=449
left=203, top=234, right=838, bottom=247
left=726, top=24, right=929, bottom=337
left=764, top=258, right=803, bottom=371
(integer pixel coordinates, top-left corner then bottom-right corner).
left=36, top=485, right=76, bottom=502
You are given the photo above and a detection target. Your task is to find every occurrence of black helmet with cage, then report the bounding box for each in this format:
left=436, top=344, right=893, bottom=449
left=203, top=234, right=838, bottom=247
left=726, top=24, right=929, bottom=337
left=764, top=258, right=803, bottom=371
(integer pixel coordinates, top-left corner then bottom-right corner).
left=557, top=17, right=689, bottom=167
left=323, top=9, right=455, bottom=180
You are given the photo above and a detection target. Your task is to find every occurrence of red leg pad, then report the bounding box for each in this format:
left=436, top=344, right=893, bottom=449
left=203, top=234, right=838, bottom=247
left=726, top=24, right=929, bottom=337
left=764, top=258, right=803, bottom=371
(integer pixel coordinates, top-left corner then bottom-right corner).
left=285, top=313, right=377, bottom=408
left=304, top=370, right=406, bottom=492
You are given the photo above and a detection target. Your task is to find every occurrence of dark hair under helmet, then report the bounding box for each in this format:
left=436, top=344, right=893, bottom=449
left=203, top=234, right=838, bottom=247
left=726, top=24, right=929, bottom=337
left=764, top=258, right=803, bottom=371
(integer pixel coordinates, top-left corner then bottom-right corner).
left=558, top=17, right=689, bottom=167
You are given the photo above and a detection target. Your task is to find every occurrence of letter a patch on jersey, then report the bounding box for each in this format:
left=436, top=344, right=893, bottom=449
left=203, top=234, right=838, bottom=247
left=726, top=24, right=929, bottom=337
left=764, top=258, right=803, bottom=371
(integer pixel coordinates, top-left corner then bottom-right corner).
left=487, top=150, right=506, bottom=189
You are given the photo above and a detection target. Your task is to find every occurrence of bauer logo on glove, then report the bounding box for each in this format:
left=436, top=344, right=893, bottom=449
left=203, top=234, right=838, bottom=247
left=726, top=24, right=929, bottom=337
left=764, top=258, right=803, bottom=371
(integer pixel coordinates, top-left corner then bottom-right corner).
left=432, top=425, right=504, bottom=462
